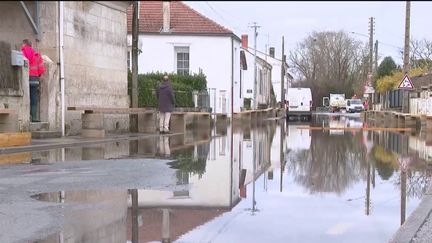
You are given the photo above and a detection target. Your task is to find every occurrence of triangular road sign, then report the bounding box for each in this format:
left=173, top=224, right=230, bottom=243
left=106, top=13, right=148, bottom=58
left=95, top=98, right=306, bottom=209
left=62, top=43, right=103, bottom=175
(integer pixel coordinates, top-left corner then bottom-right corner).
left=398, top=74, right=415, bottom=90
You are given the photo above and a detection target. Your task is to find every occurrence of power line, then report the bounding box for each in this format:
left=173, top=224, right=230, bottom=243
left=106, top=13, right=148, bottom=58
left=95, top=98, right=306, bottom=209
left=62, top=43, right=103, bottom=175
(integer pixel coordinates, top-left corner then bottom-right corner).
left=349, top=31, right=403, bottom=51
left=205, top=2, right=228, bottom=24
left=204, top=1, right=248, bottom=33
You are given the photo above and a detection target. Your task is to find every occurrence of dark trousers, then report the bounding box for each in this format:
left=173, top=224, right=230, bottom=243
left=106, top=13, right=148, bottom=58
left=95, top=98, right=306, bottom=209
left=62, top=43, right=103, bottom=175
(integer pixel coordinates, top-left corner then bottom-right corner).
left=29, top=76, right=39, bottom=122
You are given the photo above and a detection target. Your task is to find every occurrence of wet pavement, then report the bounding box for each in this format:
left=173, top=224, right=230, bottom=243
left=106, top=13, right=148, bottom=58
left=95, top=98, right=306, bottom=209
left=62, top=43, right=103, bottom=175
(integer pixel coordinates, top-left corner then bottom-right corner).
left=0, top=114, right=431, bottom=243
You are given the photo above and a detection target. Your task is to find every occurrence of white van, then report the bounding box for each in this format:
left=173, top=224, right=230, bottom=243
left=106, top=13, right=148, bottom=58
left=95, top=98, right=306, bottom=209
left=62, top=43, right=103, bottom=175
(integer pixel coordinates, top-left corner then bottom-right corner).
left=346, top=99, right=364, bottom=113
left=286, top=88, right=313, bottom=121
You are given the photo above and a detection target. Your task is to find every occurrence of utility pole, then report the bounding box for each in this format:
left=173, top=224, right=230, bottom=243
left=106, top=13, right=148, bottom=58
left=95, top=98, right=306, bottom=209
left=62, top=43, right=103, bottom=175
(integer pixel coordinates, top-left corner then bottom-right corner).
left=131, top=1, right=139, bottom=108
left=403, top=2, right=411, bottom=74
left=249, top=22, right=260, bottom=110
left=280, top=36, right=285, bottom=109
left=402, top=1, right=411, bottom=113
left=368, top=17, right=374, bottom=75
left=374, top=40, right=378, bottom=75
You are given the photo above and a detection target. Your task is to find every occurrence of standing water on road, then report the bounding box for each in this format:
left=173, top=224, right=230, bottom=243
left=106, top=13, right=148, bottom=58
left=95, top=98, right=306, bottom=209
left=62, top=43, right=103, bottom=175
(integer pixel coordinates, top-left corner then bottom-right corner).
left=1, top=115, right=431, bottom=243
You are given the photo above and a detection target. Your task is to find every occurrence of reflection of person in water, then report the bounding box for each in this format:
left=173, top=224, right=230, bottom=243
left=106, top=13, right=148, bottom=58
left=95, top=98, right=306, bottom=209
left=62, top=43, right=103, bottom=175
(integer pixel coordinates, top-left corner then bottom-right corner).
left=159, top=136, right=171, bottom=157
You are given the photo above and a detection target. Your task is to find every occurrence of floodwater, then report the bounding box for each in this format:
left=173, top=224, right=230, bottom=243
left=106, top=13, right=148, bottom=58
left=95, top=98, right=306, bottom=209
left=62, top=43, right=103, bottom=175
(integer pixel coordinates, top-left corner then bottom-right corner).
left=3, top=114, right=432, bottom=243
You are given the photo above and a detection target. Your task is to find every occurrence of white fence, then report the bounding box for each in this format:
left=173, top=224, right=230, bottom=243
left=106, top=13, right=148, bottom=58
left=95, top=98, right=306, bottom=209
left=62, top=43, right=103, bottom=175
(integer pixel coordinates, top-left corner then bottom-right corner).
left=410, top=97, right=432, bottom=116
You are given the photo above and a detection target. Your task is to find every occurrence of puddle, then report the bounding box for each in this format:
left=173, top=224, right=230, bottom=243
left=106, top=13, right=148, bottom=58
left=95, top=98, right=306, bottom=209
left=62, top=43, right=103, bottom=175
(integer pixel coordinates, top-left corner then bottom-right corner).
left=3, top=115, right=432, bottom=243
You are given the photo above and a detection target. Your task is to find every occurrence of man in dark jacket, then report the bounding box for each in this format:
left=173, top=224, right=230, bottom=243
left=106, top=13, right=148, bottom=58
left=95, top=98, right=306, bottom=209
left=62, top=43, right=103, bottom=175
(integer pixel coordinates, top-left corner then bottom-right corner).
left=156, top=75, right=175, bottom=134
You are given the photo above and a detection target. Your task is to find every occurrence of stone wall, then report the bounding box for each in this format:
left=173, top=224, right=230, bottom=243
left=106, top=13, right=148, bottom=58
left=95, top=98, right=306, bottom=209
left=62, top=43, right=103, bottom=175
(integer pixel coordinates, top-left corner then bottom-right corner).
left=63, top=1, right=130, bottom=135
left=0, top=1, right=131, bottom=135
left=0, top=58, right=30, bottom=132
left=0, top=2, right=38, bottom=50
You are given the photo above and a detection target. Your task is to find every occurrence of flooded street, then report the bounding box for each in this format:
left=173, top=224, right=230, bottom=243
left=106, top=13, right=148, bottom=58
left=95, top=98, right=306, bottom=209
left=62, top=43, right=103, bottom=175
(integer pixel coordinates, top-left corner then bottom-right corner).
left=1, top=115, right=431, bottom=243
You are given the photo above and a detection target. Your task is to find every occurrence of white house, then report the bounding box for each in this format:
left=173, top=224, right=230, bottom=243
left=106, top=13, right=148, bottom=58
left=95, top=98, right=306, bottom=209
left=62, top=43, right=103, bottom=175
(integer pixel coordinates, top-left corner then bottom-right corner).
left=255, top=47, right=292, bottom=105
left=239, top=35, right=273, bottom=110
left=127, top=1, right=241, bottom=116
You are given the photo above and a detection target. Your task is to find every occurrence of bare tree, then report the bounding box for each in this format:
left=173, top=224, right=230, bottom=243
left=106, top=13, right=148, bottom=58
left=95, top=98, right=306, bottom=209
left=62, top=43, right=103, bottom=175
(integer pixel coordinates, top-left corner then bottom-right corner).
left=289, top=31, right=368, bottom=104
left=409, top=38, right=432, bottom=69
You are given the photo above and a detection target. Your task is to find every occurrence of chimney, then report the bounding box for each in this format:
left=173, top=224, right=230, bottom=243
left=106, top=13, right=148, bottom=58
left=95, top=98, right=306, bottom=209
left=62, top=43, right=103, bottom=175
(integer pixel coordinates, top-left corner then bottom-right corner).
left=241, top=34, right=248, bottom=49
left=269, top=47, right=275, bottom=58
left=162, top=1, right=170, bottom=32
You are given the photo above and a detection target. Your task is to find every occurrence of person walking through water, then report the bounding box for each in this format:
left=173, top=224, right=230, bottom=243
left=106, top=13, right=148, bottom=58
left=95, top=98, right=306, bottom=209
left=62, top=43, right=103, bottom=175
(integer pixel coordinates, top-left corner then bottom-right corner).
left=156, top=75, right=175, bottom=134
left=21, top=39, right=45, bottom=122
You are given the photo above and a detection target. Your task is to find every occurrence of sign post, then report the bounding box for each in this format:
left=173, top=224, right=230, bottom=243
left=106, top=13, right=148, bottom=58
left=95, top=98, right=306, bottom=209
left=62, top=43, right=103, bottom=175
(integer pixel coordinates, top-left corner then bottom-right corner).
left=398, top=74, right=414, bottom=113
left=398, top=74, right=414, bottom=90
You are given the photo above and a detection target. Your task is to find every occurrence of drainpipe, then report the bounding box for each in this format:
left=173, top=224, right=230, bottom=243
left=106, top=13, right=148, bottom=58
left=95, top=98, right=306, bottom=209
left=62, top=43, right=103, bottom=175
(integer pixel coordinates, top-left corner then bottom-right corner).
left=230, top=37, right=234, bottom=208
left=59, top=1, right=65, bottom=136
left=36, top=1, right=40, bottom=41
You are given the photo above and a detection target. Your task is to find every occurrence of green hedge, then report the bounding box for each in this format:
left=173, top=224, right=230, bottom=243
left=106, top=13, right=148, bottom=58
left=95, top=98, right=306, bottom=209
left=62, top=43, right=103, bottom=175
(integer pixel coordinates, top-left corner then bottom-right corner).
left=128, top=71, right=207, bottom=108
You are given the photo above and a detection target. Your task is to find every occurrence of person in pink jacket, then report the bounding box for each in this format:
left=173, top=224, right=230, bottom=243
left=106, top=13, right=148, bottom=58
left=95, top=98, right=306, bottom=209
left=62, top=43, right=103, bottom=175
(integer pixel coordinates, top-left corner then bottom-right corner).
left=21, top=39, right=44, bottom=122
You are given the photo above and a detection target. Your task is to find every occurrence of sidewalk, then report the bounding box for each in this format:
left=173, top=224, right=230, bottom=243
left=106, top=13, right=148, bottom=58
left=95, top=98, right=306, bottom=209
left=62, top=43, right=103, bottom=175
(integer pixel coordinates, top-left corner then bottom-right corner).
left=0, top=132, right=162, bottom=154
left=390, top=183, right=432, bottom=243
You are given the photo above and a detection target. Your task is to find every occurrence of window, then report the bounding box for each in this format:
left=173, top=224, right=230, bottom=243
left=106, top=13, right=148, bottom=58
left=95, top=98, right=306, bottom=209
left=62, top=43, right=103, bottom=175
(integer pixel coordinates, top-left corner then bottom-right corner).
left=175, top=47, right=190, bottom=75
left=127, top=51, right=131, bottom=70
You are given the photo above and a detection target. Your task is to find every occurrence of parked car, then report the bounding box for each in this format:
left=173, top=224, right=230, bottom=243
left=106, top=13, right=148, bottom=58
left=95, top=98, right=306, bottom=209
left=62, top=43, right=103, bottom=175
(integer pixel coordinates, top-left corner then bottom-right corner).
left=346, top=99, right=364, bottom=113
left=286, top=88, right=313, bottom=121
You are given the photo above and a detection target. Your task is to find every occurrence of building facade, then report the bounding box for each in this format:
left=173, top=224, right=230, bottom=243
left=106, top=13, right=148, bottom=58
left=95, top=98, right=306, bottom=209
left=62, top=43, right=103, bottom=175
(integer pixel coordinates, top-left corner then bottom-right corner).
left=0, top=1, right=131, bottom=134
left=127, top=1, right=242, bottom=115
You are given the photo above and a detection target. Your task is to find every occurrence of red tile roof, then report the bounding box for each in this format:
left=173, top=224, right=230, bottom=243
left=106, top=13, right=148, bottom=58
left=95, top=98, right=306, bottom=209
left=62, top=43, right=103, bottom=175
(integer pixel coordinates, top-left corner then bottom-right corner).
left=127, top=1, right=233, bottom=35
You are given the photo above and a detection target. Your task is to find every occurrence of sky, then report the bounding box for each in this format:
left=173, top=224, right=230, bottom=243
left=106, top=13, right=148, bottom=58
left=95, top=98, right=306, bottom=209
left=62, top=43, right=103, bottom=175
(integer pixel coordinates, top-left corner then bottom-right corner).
left=184, top=1, right=432, bottom=68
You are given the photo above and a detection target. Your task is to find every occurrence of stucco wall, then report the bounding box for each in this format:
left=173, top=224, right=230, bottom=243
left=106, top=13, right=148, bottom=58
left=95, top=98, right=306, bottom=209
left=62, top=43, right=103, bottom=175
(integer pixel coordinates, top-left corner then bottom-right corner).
left=241, top=50, right=272, bottom=109
left=134, top=34, right=241, bottom=115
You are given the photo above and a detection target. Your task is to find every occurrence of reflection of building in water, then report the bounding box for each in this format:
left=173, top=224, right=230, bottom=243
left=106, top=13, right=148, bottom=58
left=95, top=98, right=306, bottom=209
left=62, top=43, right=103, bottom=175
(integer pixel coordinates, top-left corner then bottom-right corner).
left=35, top=190, right=128, bottom=243
left=131, top=126, right=241, bottom=243
left=129, top=124, right=277, bottom=242
left=136, top=127, right=240, bottom=209
left=127, top=207, right=228, bottom=243
left=241, top=125, right=274, bottom=187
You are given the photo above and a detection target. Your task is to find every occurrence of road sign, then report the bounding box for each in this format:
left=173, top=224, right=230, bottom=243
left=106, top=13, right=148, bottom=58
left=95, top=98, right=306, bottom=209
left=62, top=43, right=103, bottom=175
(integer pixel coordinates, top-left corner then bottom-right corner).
left=364, top=85, right=375, bottom=94
left=398, top=74, right=415, bottom=90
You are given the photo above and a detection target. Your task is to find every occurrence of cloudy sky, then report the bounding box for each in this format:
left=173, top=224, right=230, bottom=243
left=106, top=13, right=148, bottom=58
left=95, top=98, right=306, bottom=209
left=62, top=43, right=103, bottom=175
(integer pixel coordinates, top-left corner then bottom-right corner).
left=184, top=1, right=432, bottom=66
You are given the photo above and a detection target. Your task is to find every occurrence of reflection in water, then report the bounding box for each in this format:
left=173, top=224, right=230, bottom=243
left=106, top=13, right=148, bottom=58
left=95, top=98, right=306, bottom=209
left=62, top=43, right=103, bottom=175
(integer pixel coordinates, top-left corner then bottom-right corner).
left=129, top=189, right=139, bottom=243
left=18, top=116, right=432, bottom=242
left=32, top=190, right=128, bottom=243
left=287, top=130, right=367, bottom=195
